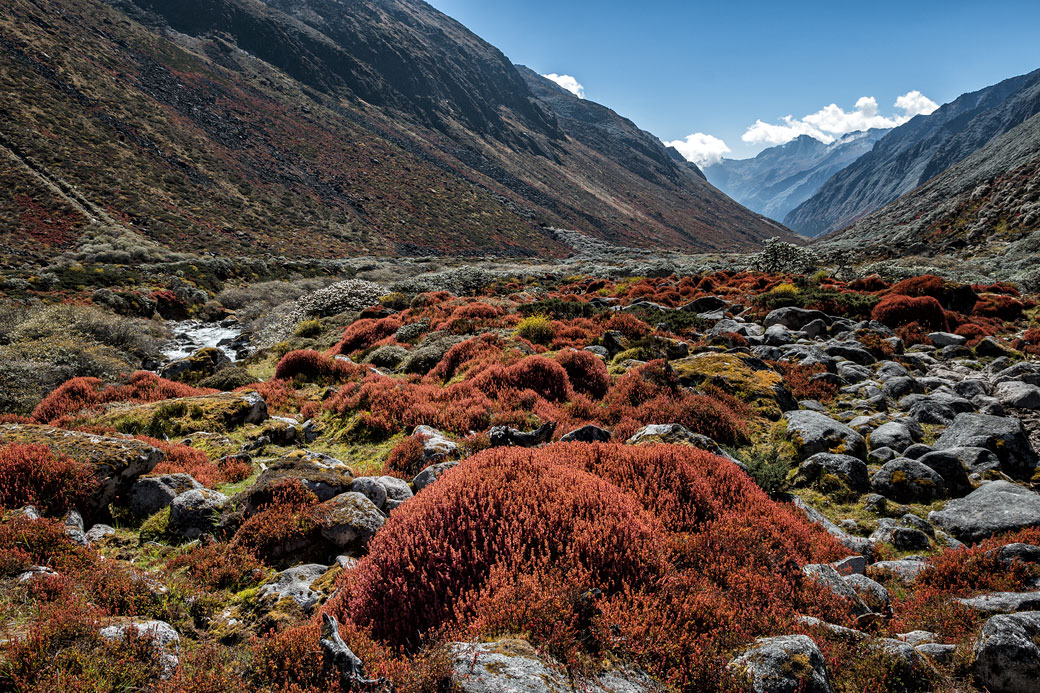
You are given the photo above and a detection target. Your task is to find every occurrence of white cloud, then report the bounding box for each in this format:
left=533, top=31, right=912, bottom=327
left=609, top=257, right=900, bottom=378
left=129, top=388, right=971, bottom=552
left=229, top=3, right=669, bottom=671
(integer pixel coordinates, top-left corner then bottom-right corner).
left=741, top=90, right=941, bottom=146
left=663, top=132, right=731, bottom=167
left=542, top=73, right=585, bottom=99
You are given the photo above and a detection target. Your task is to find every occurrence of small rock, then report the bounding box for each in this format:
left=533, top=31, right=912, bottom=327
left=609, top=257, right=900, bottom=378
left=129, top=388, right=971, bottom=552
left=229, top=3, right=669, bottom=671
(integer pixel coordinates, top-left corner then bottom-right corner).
left=728, top=634, right=832, bottom=693
left=258, top=564, right=328, bottom=611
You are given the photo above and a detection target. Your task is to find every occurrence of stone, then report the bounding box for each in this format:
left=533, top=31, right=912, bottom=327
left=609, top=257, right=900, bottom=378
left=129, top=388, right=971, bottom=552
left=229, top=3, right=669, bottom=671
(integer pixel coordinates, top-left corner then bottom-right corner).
left=560, top=424, right=612, bottom=443
left=870, top=522, right=931, bottom=551
left=845, top=574, right=891, bottom=614
left=789, top=496, right=873, bottom=556
left=870, top=638, right=933, bottom=684
left=929, top=481, right=1040, bottom=543
left=129, top=474, right=204, bottom=519
left=973, top=611, right=1040, bottom=693
left=376, top=476, right=413, bottom=511
left=728, top=634, right=832, bottom=693
left=870, top=459, right=945, bottom=504
left=867, top=446, right=899, bottom=464
left=995, top=381, right=1040, bottom=410
left=0, top=424, right=164, bottom=519
left=928, top=332, right=966, bottom=348
left=85, top=524, right=115, bottom=543
left=169, top=489, right=227, bottom=539
left=413, top=461, right=458, bottom=492
left=321, top=492, right=385, bottom=548
left=957, top=592, right=1040, bottom=615
left=413, top=425, right=459, bottom=462
left=803, top=564, right=869, bottom=616
left=159, top=347, right=231, bottom=384
left=97, top=391, right=269, bottom=435
left=916, top=450, right=973, bottom=497
left=868, top=422, right=916, bottom=453
left=764, top=307, right=830, bottom=331
left=995, top=543, right=1040, bottom=566
left=869, top=559, right=931, bottom=582
left=242, top=452, right=355, bottom=511
left=914, top=643, right=956, bottom=664
left=451, top=638, right=659, bottom=693
left=100, top=620, right=179, bottom=678
left=258, top=564, right=328, bottom=611
left=941, top=446, right=1002, bottom=475
left=795, top=453, right=869, bottom=494
left=832, top=556, right=866, bottom=576
left=954, top=378, right=992, bottom=399
left=626, top=424, right=742, bottom=465
left=975, top=336, right=1009, bottom=358
left=901, top=443, right=933, bottom=460
left=350, top=477, right=388, bottom=511
left=784, top=411, right=866, bottom=461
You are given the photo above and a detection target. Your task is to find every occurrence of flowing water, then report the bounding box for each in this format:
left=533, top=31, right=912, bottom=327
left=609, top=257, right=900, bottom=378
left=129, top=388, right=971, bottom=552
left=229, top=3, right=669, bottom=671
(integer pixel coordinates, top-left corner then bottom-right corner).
left=161, top=320, right=243, bottom=362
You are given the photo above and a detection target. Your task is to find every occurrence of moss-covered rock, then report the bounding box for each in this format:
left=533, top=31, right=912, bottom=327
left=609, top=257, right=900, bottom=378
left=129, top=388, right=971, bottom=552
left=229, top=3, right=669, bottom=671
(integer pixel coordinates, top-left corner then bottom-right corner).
left=159, top=347, right=232, bottom=385
left=0, top=423, right=163, bottom=518
left=673, top=353, right=795, bottom=419
left=96, top=392, right=268, bottom=437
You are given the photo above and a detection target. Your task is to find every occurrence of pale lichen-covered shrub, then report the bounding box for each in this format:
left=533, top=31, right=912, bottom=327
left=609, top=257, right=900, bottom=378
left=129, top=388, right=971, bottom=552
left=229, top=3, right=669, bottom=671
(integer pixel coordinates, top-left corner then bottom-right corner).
left=747, top=237, right=820, bottom=275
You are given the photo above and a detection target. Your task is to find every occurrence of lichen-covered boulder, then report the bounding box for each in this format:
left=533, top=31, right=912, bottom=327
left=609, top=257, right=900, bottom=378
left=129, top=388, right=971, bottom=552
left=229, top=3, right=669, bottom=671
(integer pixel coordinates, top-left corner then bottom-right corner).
left=99, top=620, right=180, bottom=678
left=413, top=461, right=459, bottom=492
left=870, top=459, right=945, bottom=504
left=728, top=634, right=832, bottom=693
left=973, top=611, right=1040, bottom=693
left=929, top=481, right=1040, bottom=543
left=320, top=492, right=385, bottom=549
left=129, top=473, right=203, bottom=519
left=169, top=489, right=228, bottom=539
left=258, top=564, right=329, bottom=611
left=933, top=414, right=1039, bottom=479
left=97, top=391, right=268, bottom=437
left=239, top=451, right=355, bottom=514
left=794, top=453, right=869, bottom=494
left=784, top=411, right=867, bottom=461
left=159, top=347, right=232, bottom=385
left=0, top=423, right=164, bottom=518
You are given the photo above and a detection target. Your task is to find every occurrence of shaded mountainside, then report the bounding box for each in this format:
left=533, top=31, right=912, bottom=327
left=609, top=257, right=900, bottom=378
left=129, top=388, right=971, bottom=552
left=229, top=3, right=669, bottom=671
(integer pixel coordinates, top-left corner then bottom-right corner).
left=786, top=68, right=1040, bottom=237
left=0, top=0, right=788, bottom=266
left=703, top=130, right=888, bottom=223
left=816, top=111, right=1040, bottom=258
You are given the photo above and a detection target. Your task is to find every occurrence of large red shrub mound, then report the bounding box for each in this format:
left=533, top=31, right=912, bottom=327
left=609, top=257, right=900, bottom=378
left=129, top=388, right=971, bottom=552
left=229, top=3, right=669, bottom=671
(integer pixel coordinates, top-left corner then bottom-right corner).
left=335, top=444, right=848, bottom=688
left=472, top=355, right=573, bottom=402
left=331, top=316, right=403, bottom=356
left=32, top=372, right=212, bottom=424
left=554, top=349, right=611, bottom=399
left=871, top=294, right=948, bottom=331
left=889, top=274, right=977, bottom=312
left=274, top=349, right=365, bottom=384
left=0, top=443, right=99, bottom=516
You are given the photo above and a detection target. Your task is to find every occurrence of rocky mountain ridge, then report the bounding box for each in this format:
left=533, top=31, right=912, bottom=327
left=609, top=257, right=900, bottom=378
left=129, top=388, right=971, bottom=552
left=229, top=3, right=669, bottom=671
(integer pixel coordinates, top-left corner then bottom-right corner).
left=703, top=129, right=889, bottom=223
left=787, top=68, right=1040, bottom=237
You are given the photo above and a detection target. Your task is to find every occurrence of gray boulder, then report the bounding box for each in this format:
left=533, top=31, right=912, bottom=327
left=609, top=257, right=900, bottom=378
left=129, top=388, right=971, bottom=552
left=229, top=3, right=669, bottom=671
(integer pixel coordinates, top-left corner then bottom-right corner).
left=869, top=422, right=917, bottom=453
left=560, top=425, right=612, bottom=443
left=917, top=450, right=973, bottom=497
left=929, top=481, right=1040, bottom=543
left=764, top=307, right=829, bottom=331
left=845, top=574, right=891, bottom=614
left=973, top=611, right=1040, bottom=693
left=413, top=461, right=459, bottom=492
left=377, top=476, right=413, bottom=511
left=934, top=414, right=1039, bottom=478
left=258, top=564, right=328, bottom=611
left=321, top=492, right=385, bottom=548
left=129, top=474, right=204, bottom=519
left=871, top=459, right=945, bottom=504
left=728, top=634, right=832, bottom=693
left=168, top=489, right=227, bottom=539
left=957, top=592, right=1040, bottom=615
left=928, top=332, right=966, bottom=348
left=413, top=425, right=459, bottom=462
left=803, top=564, right=869, bottom=616
left=995, top=381, right=1040, bottom=410
left=796, top=453, right=869, bottom=494
left=785, top=411, right=866, bottom=461
left=870, top=559, right=931, bottom=583
left=350, top=477, right=388, bottom=511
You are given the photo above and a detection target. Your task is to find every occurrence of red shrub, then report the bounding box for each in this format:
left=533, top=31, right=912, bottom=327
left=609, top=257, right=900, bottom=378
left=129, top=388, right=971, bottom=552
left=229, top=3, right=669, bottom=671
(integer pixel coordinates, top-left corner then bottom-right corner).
left=773, top=361, right=838, bottom=402
left=335, top=443, right=847, bottom=689
left=166, top=542, right=268, bottom=593
left=274, top=349, right=365, bottom=384
left=235, top=379, right=305, bottom=417
left=428, top=334, right=505, bottom=382
left=472, top=355, right=573, bottom=402
left=0, top=443, right=99, bottom=516
left=33, top=372, right=212, bottom=425
left=231, top=480, right=325, bottom=563
left=871, top=294, right=948, bottom=331
left=554, top=349, right=611, bottom=399
left=895, top=322, right=932, bottom=347
left=385, top=433, right=426, bottom=477
left=604, top=312, right=651, bottom=340
left=973, top=293, right=1026, bottom=321
left=331, top=316, right=403, bottom=356
left=889, top=275, right=977, bottom=312
left=955, top=322, right=993, bottom=346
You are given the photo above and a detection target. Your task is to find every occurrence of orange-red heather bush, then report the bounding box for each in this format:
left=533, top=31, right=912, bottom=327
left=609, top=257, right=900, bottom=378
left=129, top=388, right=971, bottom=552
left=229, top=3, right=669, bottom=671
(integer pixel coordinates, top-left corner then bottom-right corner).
left=848, top=275, right=889, bottom=292
left=231, top=480, right=327, bottom=563
left=889, top=274, right=977, bottom=312
left=331, top=316, right=403, bottom=356
left=871, top=294, right=948, bottom=331
left=0, top=443, right=99, bottom=516
left=603, top=312, right=651, bottom=340
left=273, top=349, right=366, bottom=384
left=554, top=349, right=611, bottom=399
left=138, top=436, right=250, bottom=487
left=235, top=379, right=305, bottom=417
left=32, top=372, right=213, bottom=424
left=331, top=444, right=849, bottom=690
left=773, top=361, right=838, bottom=402
left=385, top=433, right=426, bottom=477
left=973, top=293, right=1028, bottom=321
left=428, top=334, right=506, bottom=382
left=166, top=542, right=268, bottom=593
left=472, top=355, right=573, bottom=403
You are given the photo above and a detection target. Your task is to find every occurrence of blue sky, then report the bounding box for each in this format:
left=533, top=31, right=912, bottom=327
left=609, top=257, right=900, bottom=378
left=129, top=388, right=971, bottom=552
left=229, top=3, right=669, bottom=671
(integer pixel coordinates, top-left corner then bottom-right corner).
left=426, top=0, right=1040, bottom=163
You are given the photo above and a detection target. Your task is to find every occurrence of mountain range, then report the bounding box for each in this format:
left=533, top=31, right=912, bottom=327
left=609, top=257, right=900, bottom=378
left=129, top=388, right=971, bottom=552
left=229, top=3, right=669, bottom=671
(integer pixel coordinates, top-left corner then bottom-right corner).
left=0, top=0, right=788, bottom=266
left=702, top=129, right=889, bottom=224
left=787, top=68, right=1040, bottom=237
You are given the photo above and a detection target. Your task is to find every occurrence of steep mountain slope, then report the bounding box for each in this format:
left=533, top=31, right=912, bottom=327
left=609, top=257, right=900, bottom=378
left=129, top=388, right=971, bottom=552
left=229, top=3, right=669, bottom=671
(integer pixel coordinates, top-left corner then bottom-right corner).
left=702, top=130, right=888, bottom=222
left=786, top=69, right=1040, bottom=237
left=815, top=111, right=1040, bottom=258
left=0, top=0, right=788, bottom=266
